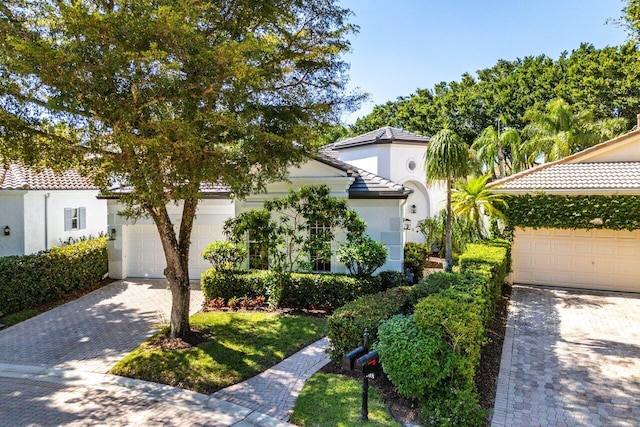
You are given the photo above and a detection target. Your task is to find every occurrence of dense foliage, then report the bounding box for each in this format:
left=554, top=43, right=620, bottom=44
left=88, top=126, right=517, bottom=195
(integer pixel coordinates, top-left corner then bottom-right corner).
left=336, top=235, right=388, bottom=277
left=326, top=287, right=412, bottom=362
left=0, top=238, right=108, bottom=316
left=373, top=240, right=511, bottom=426
left=201, top=240, right=247, bottom=270
left=0, top=0, right=361, bottom=338
left=201, top=269, right=400, bottom=311
left=350, top=43, right=640, bottom=143
left=224, top=185, right=367, bottom=272
left=403, top=242, right=431, bottom=283
left=504, top=195, right=640, bottom=231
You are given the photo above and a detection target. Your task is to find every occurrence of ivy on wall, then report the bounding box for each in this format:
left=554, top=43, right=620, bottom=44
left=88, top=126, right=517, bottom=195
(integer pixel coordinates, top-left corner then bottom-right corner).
left=504, top=194, right=640, bottom=231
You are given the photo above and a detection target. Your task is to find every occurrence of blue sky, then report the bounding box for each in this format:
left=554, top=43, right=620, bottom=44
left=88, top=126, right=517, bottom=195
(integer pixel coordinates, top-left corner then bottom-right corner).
left=340, top=0, right=630, bottom=123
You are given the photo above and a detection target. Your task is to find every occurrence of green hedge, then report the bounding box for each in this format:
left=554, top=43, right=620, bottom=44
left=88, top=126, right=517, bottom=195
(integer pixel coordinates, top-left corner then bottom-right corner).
left=326, top=286, right=411, bottom=362
left=0, top=237, right=108, bottom=316
left=375, top=239, right=511, bottom=425
left=504, top=194, right=640, bottom=231
left=201, top=269, right=401, bottom=311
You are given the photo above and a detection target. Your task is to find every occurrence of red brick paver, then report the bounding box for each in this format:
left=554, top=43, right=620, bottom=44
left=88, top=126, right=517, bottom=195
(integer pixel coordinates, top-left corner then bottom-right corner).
left=493, top=286, right=640, bottom=427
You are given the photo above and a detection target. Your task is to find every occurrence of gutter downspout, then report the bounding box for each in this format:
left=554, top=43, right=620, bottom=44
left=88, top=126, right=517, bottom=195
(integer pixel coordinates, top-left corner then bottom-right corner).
left=44, top=193, right=50, bottom=250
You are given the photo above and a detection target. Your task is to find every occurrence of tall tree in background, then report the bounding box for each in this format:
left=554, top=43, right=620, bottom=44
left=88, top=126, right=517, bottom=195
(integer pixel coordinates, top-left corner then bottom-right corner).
left=0, top=0, right=361, bottom=338
left=523, top=98, right=627, bottom=162
left=471, top=122, right=522, bottom=178
left=424, top=129, right=469, bottom=272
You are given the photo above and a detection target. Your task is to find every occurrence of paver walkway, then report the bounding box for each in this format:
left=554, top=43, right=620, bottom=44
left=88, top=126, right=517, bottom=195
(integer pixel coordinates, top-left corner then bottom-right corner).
left=214, top=337, right=330, bottom=421
left=493, top=285, right=640, bottom=427
left=0, top=279, right=330, bottom=426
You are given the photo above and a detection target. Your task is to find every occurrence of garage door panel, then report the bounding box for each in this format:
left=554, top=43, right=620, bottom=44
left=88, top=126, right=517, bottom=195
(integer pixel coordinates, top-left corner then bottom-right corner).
left=574, top=243, right=593, bottom=255
left=513, top=227, right=640, bottom=292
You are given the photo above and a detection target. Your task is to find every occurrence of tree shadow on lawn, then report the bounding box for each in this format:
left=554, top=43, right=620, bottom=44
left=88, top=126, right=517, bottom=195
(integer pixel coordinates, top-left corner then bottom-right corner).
left=112, top=312, right=326, bottom=394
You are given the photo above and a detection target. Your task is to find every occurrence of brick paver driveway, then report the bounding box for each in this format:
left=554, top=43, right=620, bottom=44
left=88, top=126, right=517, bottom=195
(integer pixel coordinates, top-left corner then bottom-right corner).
left=0, top=279, right=204, bottom=373
left=493, top=285, right=640, bottom=427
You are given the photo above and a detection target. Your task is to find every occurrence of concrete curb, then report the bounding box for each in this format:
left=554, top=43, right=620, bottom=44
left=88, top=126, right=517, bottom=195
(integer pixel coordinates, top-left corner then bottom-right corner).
left=0, top=363, right=293, bottom=427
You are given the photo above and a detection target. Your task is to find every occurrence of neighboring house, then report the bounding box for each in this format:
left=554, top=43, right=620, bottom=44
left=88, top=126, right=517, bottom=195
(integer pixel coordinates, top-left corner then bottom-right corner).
left=489, top=130, right=640, bottom=292
left=105, top=152, right=412, bottom=280
left=0, top=164, right=108, bottom=257
left=323, top=126, right=447, bottom=243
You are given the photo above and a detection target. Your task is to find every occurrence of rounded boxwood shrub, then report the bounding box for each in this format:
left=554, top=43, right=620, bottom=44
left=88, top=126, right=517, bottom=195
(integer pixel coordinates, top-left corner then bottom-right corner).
left=375, top=314, right=450, bottom=400
left=201, top=240, right=247, bottom=270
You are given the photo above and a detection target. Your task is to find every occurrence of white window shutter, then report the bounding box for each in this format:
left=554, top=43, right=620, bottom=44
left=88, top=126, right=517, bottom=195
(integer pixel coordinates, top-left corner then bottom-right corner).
left=79, top=207, right=87, bottom=230
left=64, top=208, right=72, bottom=231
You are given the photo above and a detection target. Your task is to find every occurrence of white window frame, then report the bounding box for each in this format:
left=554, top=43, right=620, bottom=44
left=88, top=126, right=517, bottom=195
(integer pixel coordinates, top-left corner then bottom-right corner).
left=64, top=207, right=87, bottom=231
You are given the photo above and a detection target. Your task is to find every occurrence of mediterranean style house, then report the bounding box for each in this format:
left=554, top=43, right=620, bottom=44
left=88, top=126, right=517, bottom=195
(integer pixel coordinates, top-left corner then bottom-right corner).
left=105, top=127, right=446, bottom=280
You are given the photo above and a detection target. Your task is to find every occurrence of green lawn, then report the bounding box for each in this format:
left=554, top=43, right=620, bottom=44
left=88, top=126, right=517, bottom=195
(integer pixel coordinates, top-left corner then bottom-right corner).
left=291, top=373, right=401, bottom=426
left=110, top=311, right=326, bottom=393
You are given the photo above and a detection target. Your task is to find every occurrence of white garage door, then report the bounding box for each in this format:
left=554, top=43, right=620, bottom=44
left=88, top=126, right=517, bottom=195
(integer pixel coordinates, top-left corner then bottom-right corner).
left=126, top=225, right=221, bottom=279
left=513, top=227, right=640, bottom=292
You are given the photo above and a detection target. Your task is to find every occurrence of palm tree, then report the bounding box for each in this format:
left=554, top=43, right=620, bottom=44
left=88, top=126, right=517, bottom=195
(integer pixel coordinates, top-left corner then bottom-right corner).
left=471, top=123, right=522, bottom=178
left=424, top=128, right=470, bottom=272
left=452, top=175, right=507, bottom=238
left=523, top=98, right=628, bottom=162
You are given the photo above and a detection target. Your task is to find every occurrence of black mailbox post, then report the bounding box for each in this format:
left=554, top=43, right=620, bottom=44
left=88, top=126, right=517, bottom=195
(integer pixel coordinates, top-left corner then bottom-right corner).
left=341, top=329, right=381, bottom=421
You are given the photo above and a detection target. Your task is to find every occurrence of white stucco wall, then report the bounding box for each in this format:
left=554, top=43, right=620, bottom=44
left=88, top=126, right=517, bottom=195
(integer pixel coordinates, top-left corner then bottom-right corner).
left=334, top=145, right=381, bottom=175
left=22, top=190, right=107, bottom=254
left=106, top=156, right=407, bottom=278
left=349, top=198, right=405, bottom=272
left=0, top=192, right=26, bottom=257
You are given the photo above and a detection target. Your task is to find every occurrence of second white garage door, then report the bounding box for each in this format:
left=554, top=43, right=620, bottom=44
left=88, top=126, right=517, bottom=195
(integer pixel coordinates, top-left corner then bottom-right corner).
left=513, top=227, right=640, bottom=293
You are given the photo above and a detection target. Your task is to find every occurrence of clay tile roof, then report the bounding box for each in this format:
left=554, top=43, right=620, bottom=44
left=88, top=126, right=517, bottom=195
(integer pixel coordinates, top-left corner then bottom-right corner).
left=493, top=162, right=640, bottom=192
left=0, top=164, right=97, bottom=190
left=327, top=126, right=430, bottom=150
left=314, top=152, right=412, bottom=199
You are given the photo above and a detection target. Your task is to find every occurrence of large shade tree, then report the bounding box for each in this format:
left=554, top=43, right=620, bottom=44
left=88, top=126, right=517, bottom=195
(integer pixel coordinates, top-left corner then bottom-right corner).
left=424, top=128, right=470, bottom=272
left=0, top=0, right=361, bottom=338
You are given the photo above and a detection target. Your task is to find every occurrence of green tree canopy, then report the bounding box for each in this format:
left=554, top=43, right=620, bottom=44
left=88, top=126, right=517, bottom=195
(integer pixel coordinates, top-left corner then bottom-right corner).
left=0, top=0, right=361, bottom=337
left=523, top=98, right=628, bottom=162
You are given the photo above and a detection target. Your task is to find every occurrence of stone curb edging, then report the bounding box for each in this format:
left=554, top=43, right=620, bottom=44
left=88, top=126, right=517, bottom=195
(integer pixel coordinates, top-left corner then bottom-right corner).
left=0, top=363, right=293, bottom=427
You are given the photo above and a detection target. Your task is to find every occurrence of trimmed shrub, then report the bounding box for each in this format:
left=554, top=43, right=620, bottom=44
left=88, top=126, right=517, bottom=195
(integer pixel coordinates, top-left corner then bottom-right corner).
left=336, top=235, right=388, bottom=277
left=376, top=270, right=406, bottom=290
left=421, top=387, right=486, bottom=427
left=201, top=240, right=247, bottom=270
left=201, top=269, right=380, bottom=311
left=403, top=242, right=430, bottom=283
left=414, top=296, right=484, bottom=389
left=373, top=239, right=511, bottom=424
left=327, top=286, right=411, bottom=362
left=201, top=269, right=272, bottom=302
left=0, top=237, right=108, bottom=316
left=375, top=315, right=449, bottom=399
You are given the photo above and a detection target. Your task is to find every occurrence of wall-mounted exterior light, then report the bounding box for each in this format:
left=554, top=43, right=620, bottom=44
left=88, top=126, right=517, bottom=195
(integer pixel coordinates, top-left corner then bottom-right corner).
left=108, top=228, right=116, bottom=240
left=403, top=218, right=411, bottom=230
left=4, top=226, right=9, bottom=236
left=410, top=204, right=417, bottom=214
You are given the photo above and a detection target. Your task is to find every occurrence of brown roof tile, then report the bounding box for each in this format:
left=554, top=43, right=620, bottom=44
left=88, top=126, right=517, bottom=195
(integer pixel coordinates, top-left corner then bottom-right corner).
left=0, top=164, right=96, bottom=190
left=494, top=162, right=640, bottom=191
left=326, top=126, right=430, bottom=150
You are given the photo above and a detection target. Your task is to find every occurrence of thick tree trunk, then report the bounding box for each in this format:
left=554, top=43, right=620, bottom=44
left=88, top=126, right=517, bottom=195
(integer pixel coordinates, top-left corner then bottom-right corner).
left=146, top=197, right=199, bottom=339
left=444, top=178, right=453, bottom=273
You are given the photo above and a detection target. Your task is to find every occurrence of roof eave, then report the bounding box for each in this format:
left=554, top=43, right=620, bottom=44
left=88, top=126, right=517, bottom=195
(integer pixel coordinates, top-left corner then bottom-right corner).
left=492, top=188, right=640, bottom=196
